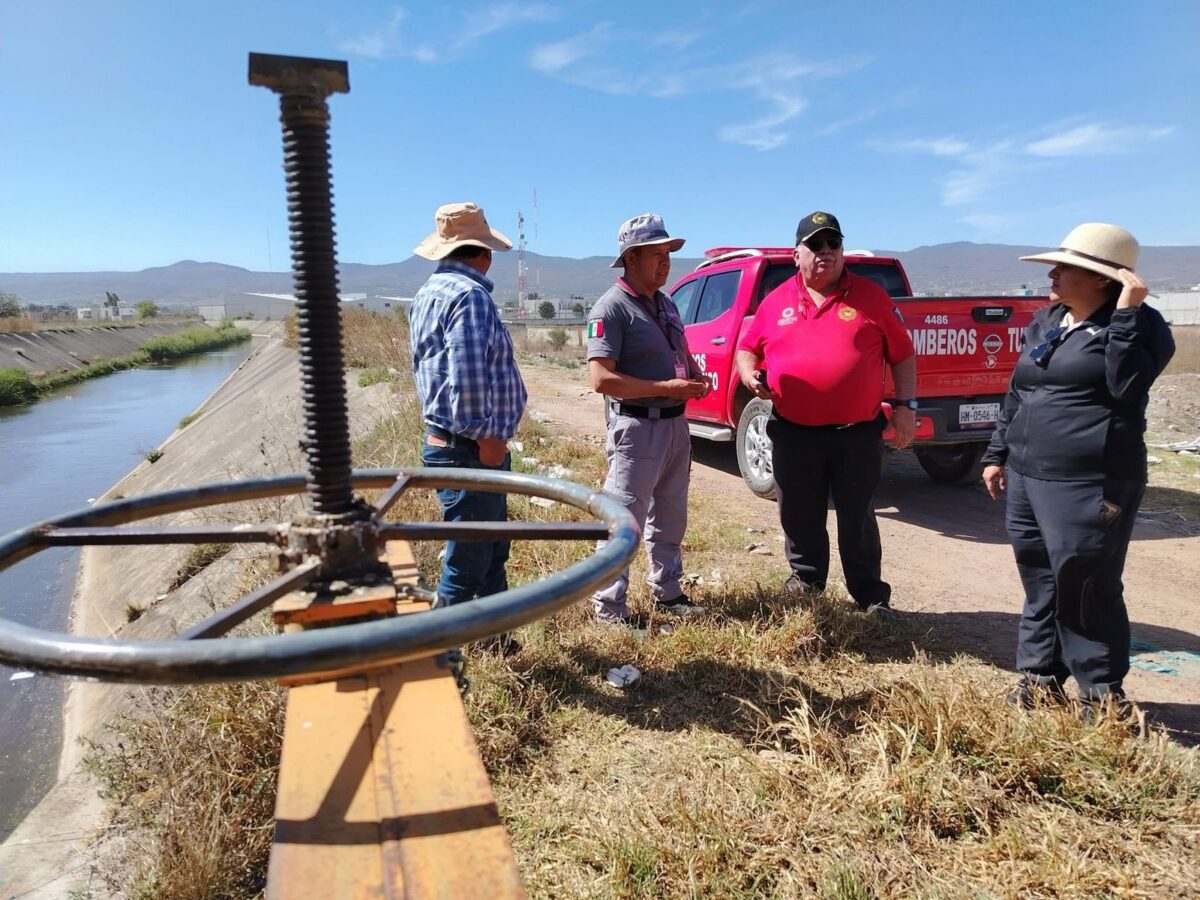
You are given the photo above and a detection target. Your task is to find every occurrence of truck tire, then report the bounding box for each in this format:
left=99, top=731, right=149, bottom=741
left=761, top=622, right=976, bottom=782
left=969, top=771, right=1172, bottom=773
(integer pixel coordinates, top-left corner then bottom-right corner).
left=736, top=398, right=776, bottom=499
left=913, top=443, right=985, bottom=484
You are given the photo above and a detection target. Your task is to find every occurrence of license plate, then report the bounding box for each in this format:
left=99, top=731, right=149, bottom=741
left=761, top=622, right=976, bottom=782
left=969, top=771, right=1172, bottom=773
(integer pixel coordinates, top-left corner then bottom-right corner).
left=959, top=402, right=1000, bottom=428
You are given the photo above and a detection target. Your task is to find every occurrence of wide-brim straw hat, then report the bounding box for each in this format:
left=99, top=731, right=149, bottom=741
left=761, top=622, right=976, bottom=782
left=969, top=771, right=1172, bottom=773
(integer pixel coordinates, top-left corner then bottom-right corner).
left=414, top=202, right=512, bottom=260
left=1019, top=222, right=1138, bottom=281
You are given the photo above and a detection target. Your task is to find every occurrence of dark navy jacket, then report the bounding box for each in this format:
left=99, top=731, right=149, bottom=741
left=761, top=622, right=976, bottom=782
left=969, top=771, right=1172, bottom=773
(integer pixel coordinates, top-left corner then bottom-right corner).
left=983, top=301, right=1175, bottom=482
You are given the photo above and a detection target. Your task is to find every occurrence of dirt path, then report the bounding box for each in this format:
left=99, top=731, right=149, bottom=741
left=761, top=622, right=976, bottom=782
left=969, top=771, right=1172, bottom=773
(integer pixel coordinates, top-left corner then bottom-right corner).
left=520, top=358, right=1200, bottom=743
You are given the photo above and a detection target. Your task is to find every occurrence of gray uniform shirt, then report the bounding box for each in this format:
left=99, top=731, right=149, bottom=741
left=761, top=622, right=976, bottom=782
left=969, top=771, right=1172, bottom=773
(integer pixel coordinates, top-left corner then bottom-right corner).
left=587, top=281, right=692, bottom=408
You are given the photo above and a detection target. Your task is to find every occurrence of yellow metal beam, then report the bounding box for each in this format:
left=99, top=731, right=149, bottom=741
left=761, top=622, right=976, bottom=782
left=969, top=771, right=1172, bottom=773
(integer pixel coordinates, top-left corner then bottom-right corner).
left=266, top=542, right=525, bottom=899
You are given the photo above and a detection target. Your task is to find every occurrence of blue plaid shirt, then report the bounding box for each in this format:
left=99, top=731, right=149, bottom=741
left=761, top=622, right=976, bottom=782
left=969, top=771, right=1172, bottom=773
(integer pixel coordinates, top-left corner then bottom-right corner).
left=409, top=261, right=527, bottom=440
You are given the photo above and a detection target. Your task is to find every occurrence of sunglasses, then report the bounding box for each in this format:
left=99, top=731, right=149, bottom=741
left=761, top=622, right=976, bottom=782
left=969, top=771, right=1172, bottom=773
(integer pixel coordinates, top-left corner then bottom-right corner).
left=802, top=234, right=843, bottom=253
left=1029, top=325, right=1067, bottom=367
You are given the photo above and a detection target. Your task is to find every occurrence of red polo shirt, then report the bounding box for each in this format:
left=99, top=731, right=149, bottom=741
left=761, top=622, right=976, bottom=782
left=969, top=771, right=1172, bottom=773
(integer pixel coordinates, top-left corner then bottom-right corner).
left=738, top=271, right=914, bottom=426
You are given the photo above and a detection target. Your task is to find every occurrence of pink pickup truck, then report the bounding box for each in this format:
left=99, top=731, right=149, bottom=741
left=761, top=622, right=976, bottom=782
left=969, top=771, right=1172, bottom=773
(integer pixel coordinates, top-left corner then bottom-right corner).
left=671, top=247, right=1047, bottom=497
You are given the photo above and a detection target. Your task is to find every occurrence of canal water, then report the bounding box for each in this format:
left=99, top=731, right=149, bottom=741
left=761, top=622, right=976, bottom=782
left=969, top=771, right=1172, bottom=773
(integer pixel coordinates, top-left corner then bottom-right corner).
left=0, top=342, right=255, bottom=840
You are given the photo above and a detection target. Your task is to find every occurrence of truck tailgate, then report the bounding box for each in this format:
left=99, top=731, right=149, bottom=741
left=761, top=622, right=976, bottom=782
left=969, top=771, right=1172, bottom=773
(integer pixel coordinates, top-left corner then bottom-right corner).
left=894, top=296, right=1046, bottom=397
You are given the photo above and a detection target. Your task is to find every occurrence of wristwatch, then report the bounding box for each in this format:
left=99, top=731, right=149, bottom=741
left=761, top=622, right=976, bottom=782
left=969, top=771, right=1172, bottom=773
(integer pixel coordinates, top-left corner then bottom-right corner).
left=894, top=399, right=918, bottom=410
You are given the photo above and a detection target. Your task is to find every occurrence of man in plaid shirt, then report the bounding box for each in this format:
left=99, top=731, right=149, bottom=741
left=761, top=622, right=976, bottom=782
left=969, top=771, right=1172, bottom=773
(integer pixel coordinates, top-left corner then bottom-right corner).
left=410, top=203, right=527, bottom=650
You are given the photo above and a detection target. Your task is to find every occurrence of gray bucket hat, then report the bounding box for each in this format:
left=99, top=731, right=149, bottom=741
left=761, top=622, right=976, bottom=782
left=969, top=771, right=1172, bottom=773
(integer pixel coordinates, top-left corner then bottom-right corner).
left=611, top=213, right=686, bottom=268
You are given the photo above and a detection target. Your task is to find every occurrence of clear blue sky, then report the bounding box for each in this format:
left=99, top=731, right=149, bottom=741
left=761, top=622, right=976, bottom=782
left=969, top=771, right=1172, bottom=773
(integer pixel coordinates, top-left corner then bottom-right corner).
left=2, top=1, right=1197, bottom=272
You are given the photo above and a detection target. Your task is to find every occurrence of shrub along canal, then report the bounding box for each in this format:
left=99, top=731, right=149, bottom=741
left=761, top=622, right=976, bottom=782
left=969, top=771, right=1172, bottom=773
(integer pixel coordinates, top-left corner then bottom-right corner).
left=0, top=338, right=255, bottom=840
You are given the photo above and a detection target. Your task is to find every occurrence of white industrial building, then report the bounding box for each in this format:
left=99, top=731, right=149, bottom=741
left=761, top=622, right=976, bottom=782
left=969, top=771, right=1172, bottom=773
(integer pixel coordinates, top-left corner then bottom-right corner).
left=1153, top=291, right=1200, bottom=326
left=198, top=292, right=413, bottom=322
left=76, top=302, right=136, bottom=322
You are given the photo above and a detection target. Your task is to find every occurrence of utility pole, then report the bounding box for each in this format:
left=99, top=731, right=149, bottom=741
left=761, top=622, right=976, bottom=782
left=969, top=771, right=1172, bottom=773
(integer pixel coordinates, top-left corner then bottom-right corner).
left=517, top=211, right=528, bottom=310
left=533, top=188, right=541, bottom=295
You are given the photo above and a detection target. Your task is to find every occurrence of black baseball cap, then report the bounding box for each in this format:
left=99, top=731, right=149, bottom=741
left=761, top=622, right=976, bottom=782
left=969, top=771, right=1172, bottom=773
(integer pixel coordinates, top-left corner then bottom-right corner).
left=795, top=211, right=843, bottom=245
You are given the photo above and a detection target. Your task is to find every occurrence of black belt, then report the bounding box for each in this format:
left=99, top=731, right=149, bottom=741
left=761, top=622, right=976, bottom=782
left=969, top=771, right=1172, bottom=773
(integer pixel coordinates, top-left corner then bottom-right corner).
left=771, top=411, right=885, bottom=431
left=612, top=403, right=686, bottom=420
left=426, top=424, right=477, bottom=448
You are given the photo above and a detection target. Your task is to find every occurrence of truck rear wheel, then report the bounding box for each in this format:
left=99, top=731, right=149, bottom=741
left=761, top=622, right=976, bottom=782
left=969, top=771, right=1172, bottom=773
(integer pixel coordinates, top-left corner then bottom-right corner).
left=736, top=398, right=776, bottom=499
left=913, top=443, right=985, bottom=484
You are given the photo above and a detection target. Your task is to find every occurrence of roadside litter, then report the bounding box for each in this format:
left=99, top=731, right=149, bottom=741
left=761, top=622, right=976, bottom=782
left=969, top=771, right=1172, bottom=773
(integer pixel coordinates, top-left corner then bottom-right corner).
left=605, top=664, right=640, bottom=688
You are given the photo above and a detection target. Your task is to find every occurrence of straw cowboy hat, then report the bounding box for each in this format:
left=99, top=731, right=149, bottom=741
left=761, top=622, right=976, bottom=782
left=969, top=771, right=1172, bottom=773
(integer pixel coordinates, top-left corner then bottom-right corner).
left=414, top=202, right=512, bottom=260
left=1020, top=223, right=1139, bottom=281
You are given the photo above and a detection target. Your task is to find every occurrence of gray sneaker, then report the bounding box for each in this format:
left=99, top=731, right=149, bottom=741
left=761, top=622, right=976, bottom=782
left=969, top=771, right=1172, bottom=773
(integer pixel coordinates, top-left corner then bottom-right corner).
left=865, top=603, right=899, bottom=623
left=655, top=594, right=705, bottom=617
left=595, top=611, right=647, bottom=639
left=784, top=574, right=823, bottom=596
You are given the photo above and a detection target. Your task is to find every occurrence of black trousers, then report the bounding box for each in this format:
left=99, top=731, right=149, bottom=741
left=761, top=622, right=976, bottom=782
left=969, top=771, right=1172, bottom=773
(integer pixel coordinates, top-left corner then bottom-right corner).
left=1005, top=469, right=1144, bottom=699
left=767, top=414, right=890, bottom=608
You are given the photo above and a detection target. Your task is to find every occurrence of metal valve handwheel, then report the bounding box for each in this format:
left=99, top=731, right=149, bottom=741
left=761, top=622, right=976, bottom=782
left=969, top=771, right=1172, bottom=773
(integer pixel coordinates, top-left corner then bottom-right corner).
left=0, top=468, right=637, bottom=684
left=0, top=53, right=636, bottom=690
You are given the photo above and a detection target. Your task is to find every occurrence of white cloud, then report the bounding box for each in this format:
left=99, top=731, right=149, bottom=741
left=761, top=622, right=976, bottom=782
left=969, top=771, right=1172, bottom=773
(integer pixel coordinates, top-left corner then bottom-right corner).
left=410, top=44, right=439, bottom=64
left=862, top=116, right=1179, bottom=239
left=335, top=8, right=408, bottom=60
left=1026, top=122, right=1174, bottom=157
left=652, top=27, right=708, bottom=50
left=461, top=3, right=557, bottom=45
left=528, top=33, right=867, bottom=151
left=883, top=137, right=970, bottom=158
left=814, top=108, right=883, bottom=138
left=871, top=134, right=1019, bottom=206
left=529, top=23, right=611, bottom=74
left=338, top=4, right=557, bottom=63
left=718, top=93, right=807, bottom=151
left=941, top=142, right=1016, bottom=206
left=873, top=119, right=1171, bottom=212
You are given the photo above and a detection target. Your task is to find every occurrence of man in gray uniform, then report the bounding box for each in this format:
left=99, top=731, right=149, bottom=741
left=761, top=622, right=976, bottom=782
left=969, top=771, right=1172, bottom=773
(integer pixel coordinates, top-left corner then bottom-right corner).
left=587, top=213, right=711, bottom=625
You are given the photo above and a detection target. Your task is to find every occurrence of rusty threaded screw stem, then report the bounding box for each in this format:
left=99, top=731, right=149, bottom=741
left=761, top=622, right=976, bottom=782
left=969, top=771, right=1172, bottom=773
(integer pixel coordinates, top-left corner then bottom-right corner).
left=249, top=53, right=353, bottom=517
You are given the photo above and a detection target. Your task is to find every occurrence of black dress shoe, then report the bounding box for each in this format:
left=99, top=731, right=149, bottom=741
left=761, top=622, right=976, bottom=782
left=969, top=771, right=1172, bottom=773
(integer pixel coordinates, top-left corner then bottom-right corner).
left=1007, top=676, right=1068, bottom=709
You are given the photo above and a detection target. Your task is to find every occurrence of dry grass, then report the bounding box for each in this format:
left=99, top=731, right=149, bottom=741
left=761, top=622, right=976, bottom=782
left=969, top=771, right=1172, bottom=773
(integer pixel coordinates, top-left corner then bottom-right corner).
left=341, top=306, right=410, bottom=370
left=83, top=560, right=286, bottom=898
left=512, top=329, right=589, bottom=371
left=166, top=542, right=232, bottom=591
left=1143, top=451, right=1200, bottom=533
left=82, top=308, right=1200, bottom=898
left=1165, top=325, right=1200, bottom=375
left=469, top=594, right=1200, bottom=898
left=82, top=679, right=283, bottom=899
left=0, top=316, right=176, bottom=334
left=0, top=315, right=37, bottom=332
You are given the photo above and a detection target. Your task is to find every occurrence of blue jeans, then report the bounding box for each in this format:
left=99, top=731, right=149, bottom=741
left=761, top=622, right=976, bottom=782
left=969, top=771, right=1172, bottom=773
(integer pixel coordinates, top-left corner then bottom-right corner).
left=421, top=435, right=511, bottom=606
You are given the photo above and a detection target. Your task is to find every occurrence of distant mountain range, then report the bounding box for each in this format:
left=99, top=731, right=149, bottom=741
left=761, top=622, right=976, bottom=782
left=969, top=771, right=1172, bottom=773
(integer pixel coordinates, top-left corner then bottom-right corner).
left=4, top=243, right=1200, bottom=307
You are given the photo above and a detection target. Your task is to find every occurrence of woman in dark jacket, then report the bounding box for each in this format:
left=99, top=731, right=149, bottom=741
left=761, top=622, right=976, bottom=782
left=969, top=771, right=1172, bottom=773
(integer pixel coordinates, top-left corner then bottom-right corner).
left=982, top=223, right=1175, bottom=708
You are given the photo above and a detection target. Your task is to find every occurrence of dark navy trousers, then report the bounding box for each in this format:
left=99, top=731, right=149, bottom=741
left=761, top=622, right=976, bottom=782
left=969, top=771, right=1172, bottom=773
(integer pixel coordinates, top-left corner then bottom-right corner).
left=768, top=414, right=891, bottom=608
left=1005, top=469, right=1145, bottom=699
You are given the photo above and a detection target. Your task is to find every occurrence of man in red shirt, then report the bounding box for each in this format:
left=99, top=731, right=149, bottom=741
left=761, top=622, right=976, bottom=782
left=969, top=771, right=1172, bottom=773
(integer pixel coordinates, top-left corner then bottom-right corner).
left=735, top=211, right=916, bottom=617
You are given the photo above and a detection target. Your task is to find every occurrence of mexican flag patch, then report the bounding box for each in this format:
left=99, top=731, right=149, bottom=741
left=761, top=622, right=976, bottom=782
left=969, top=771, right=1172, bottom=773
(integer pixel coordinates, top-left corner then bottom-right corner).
left=588, top=320, right=604, bottom=339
